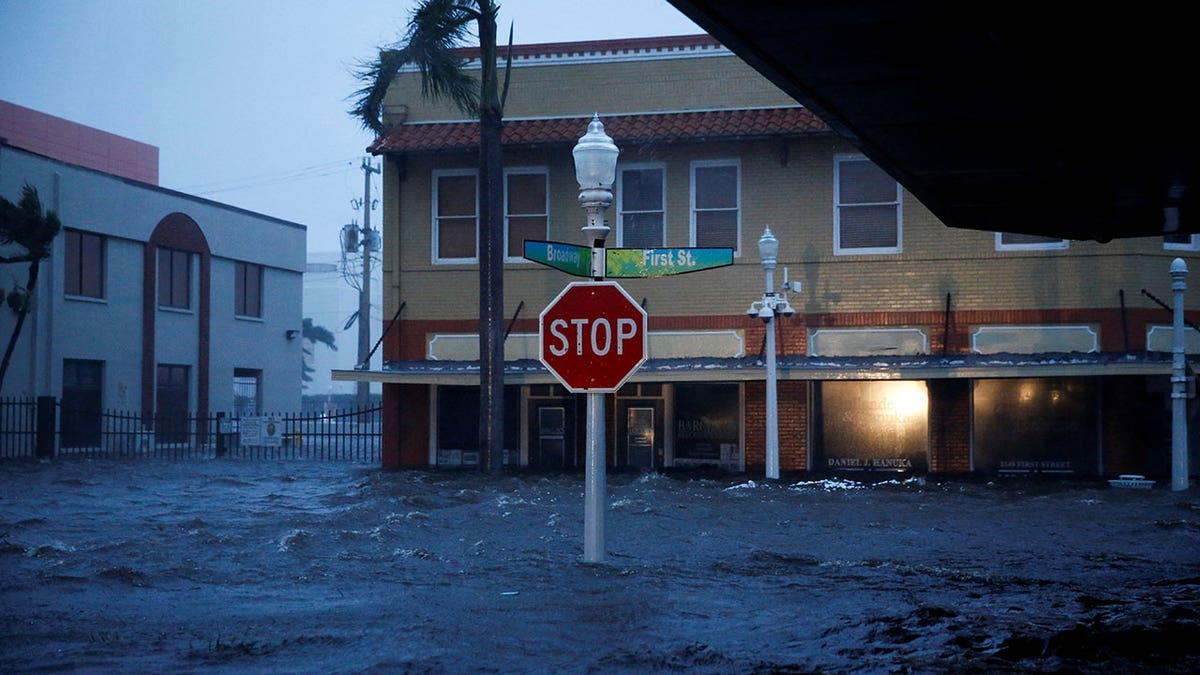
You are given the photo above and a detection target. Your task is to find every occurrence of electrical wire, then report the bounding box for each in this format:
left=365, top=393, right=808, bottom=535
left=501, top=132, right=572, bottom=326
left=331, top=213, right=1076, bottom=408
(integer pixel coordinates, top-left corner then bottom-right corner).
left=180, top=158, right=359, bottom=195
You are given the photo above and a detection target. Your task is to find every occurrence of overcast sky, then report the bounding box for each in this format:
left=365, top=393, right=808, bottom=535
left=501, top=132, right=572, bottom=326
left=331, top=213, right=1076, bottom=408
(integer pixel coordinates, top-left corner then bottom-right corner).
left=0, top=0, right=702, bottom=254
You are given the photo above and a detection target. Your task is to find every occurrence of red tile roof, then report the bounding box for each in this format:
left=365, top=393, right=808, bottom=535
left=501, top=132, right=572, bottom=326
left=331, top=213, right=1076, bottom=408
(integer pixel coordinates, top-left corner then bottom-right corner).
left=370, top=107, right=830, bottom=154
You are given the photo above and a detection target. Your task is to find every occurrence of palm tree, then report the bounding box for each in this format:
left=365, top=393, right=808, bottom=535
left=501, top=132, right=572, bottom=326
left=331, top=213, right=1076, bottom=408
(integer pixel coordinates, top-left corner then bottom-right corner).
left=301, top=317, right=338, bottom=390
left=351, top=0, right=510, bottom=474
left=0, top=183, right=62, bottom=391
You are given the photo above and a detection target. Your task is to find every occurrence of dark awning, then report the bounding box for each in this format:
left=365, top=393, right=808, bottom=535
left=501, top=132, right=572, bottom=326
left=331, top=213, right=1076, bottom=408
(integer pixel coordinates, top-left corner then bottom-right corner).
left=666, top=2, right=1198, bottom=242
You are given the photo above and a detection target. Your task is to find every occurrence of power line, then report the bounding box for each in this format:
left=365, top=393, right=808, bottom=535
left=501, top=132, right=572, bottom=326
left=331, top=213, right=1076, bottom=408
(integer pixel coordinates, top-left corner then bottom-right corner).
left=181, top=158, right=359, bottom=195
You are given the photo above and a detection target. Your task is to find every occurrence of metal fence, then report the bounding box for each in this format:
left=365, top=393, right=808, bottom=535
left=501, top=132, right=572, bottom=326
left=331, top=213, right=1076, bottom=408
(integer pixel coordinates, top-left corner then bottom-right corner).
left=0, top=397, right=381, bottom=463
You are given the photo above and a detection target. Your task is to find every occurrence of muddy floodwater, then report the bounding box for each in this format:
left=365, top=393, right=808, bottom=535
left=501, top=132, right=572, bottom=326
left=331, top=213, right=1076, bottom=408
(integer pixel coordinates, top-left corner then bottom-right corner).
left=2, top=459, right=1199, bottom=673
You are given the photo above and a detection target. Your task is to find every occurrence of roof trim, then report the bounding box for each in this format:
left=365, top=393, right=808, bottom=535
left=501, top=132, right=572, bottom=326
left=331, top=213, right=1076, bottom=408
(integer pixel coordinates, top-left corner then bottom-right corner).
left=370, top=107, right=829, bottom=154
left=434, top=34, right=724, bottom=69
left=0, top=142, right=307, bottom=231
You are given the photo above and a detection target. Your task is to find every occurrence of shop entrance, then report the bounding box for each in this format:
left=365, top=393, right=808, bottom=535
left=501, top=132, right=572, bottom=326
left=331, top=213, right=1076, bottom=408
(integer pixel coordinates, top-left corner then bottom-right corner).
left=616, top=384, right=664, bottom=470
left=527, top=385, right=577, bottom=469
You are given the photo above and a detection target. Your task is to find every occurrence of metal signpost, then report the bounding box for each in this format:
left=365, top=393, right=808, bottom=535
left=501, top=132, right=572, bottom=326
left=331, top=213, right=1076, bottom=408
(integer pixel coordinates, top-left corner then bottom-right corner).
left=536, top=115, right=758, bottom=563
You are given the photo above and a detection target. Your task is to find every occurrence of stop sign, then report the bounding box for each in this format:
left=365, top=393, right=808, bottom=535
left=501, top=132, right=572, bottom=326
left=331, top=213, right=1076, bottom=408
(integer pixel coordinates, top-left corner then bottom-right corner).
left=539, top=281, right=648, bottom=393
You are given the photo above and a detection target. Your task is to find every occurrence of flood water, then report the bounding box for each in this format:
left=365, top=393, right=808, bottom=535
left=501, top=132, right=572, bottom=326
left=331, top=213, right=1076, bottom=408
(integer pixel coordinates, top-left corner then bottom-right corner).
left=2, top=459, right=1199, bottom=673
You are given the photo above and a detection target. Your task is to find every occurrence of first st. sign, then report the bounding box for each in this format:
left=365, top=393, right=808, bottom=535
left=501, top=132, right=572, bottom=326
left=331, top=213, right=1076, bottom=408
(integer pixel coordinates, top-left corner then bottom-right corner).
left=539, top=281, right=648, bottom=393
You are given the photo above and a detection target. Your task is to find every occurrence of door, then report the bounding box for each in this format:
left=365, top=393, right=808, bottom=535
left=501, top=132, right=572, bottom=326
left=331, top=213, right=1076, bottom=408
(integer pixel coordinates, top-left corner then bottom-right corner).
left=537, top=406, right=567, bottom=469
left=626, top=406, right=655, bottom=469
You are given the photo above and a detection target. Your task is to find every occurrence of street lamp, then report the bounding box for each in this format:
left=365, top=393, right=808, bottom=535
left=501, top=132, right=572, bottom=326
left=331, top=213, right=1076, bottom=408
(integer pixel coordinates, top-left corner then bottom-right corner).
left=573, top=113, right=620, bottom=258
left=746, top=227, right=795, bottom=479
left=573, top=113, right=620, bottom=562
left=1170, top=257, right=1190, bottom=491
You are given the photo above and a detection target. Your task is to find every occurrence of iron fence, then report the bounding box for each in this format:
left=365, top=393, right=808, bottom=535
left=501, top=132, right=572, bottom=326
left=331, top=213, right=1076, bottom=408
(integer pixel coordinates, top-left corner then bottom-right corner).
left=0, top=397, right=381, bottom=463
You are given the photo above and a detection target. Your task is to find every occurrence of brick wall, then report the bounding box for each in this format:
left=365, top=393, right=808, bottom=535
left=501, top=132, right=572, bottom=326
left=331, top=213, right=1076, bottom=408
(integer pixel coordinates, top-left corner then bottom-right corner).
left=382, top=383, right=429, bottom=468
left=928, top=379, right=972, bottom=473
left=744, top=380, right=808, bottom=474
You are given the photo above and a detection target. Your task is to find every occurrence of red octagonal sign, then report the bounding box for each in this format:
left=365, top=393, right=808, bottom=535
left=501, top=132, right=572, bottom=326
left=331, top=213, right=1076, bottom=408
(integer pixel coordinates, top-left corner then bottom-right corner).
left=539, top=281, right=648, bottom=393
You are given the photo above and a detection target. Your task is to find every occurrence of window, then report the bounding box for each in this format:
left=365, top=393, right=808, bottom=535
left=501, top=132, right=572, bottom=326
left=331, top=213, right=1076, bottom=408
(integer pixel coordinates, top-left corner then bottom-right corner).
left=691, top=161, right=740, bottom=252
left=158, top=247, right=191, bottom=309
left=61, top=359, right=103, bottom=448
left=1164, top=234, right=1200, bottom=251
left=433, top=170, right=478, bottom=262
left=233, top=368, right=261, bottom=417
left=155, top=364, right=190, bottom=443
left=834, top=155, right=901, bottom=254
left=618, top=164, right=665, bottom=248
left=674, top=383, right=740, bottom=465
left=64, top=229, right=105, bottom=298
left=234, top=261, right=263, bottom=317
left=504, top=168, right=548, bottom=261
left=995, top=232, right=1068, bottom=251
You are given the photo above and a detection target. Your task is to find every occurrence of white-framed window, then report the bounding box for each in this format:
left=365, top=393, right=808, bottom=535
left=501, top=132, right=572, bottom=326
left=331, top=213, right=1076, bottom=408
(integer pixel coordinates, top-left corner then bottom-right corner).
left=690, top=159, right=741, bottom=253
left=504, top=167, right=548, bottom=262
left=834, top=155, right=901, bottom=255
left=995, top=232, right=1069, bottom=251
left=432, top=169, right=478, bottom=263
left=1164, top=234, right=1200, bottom=251
left=617, top=163, right=666, bottom=248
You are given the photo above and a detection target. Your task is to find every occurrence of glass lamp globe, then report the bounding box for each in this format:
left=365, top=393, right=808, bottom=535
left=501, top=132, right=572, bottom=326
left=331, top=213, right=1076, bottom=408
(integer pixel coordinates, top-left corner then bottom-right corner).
left=573, top=114, right=619, bottom=189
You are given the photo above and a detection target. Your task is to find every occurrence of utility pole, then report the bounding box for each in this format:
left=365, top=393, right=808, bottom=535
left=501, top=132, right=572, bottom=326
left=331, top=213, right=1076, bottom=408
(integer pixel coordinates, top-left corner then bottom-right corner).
left=358, top=157, right=380, bottom=409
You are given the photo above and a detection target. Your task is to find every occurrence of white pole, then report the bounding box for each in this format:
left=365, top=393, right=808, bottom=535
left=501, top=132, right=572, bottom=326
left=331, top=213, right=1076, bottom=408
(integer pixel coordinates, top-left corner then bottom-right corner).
left=584, top=391, right=606, bottom=561
left=574, top=115, right=617, bottom=562
left=1171, top=258, right=1190, bottom=491
left=764, top=263, right=780, bottom=480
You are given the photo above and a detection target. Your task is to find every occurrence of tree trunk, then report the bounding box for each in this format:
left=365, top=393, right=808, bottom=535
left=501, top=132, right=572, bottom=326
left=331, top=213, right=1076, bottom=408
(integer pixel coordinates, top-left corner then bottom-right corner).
left=0, top=261, right=40, bottom=391
left=477, top=5, right=505, bottom=474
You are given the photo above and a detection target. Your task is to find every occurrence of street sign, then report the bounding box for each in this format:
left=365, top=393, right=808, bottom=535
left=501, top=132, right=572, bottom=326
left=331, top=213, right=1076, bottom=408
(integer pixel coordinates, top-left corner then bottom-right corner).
left=539, top=281, right=648, bottom=392
left=606, top=247, right=733, bottom=277
left=523, top=240, right=592, bottom=277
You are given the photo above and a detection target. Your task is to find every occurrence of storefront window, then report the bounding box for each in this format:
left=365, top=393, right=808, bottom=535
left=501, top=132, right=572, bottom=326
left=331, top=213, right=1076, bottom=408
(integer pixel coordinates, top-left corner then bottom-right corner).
left=674, top=383, right=740, bottom=467
left=973, top=377, right=1099, bottom=475
left=435, top=386, right=519, bottom=466
left=816, top=380, right=929, bottom=471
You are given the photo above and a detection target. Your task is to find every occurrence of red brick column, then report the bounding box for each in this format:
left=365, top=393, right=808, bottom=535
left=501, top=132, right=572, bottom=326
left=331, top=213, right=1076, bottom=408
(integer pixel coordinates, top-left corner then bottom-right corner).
left=744, top=380, right=808, bottom=474
left=928, top=379, right=971, bottom=473
left=779, top=380, right=808, bottom=471
left=745, top=381, right=765, bottom=473
left=381, top=383, right=430, bottom=468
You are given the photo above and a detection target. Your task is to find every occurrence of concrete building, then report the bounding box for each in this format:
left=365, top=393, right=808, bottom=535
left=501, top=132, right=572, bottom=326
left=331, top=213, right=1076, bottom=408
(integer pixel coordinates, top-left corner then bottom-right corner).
left=1, top=101, right=306, bottom=441
left=335, top=35, right=1198, bottom=479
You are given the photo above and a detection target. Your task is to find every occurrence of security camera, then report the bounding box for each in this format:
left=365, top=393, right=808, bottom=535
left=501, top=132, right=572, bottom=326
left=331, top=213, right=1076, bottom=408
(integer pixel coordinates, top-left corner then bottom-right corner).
left=779, top=303, right=795, bottom=318
left=758, top=305, right=774, bottom=323
left=746, top=302, right=761, bottom=317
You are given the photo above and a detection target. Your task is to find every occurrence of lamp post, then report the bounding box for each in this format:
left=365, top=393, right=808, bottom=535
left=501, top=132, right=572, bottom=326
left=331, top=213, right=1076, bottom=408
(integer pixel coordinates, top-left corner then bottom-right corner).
left=573, top=114, right=619, bottom=562
left=747, top=227, right=795, bottom=480
left=1171, top=257, right=1190, bottom=491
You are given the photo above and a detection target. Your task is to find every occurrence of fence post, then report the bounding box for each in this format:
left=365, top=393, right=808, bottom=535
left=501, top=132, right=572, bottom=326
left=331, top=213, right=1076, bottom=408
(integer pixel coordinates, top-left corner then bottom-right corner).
left=36, top=396, right=56, bottom=459
left=216, top=412, right=226, bottom=457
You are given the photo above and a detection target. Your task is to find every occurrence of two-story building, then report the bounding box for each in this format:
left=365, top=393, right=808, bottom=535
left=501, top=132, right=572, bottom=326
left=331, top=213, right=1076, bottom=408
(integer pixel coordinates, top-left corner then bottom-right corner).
left=1, top=101, right=306, bottom=446
left=334, top=35, right=1198, bottom=479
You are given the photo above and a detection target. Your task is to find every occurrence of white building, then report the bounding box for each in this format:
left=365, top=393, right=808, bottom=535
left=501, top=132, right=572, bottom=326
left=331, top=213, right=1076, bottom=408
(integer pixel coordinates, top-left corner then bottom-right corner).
left=0, top=102, right=306, bottom=431
left=302, top=249, right=382, bottom=401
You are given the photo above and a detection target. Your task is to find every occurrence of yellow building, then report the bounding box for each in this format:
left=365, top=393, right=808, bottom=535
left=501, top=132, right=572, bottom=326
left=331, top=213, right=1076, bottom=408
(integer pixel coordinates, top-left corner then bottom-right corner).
left=336, top=35, right=1198, bottom=479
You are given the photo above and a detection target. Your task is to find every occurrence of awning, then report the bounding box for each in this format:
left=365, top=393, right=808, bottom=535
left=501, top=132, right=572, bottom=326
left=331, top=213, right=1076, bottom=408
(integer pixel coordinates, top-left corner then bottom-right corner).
left=332, top=351, right=1179, bottom=387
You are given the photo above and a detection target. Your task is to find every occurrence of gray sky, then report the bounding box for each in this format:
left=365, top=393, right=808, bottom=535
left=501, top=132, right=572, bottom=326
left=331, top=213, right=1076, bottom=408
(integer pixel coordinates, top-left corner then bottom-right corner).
left=0, top=0, right=702, bottom=253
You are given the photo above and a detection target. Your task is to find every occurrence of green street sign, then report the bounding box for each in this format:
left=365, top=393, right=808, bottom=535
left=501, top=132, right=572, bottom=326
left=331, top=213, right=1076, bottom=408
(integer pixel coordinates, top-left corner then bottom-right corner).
left=605, top=247, right=734, bottom=278
left=523, top=240, right=591, bottom=277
